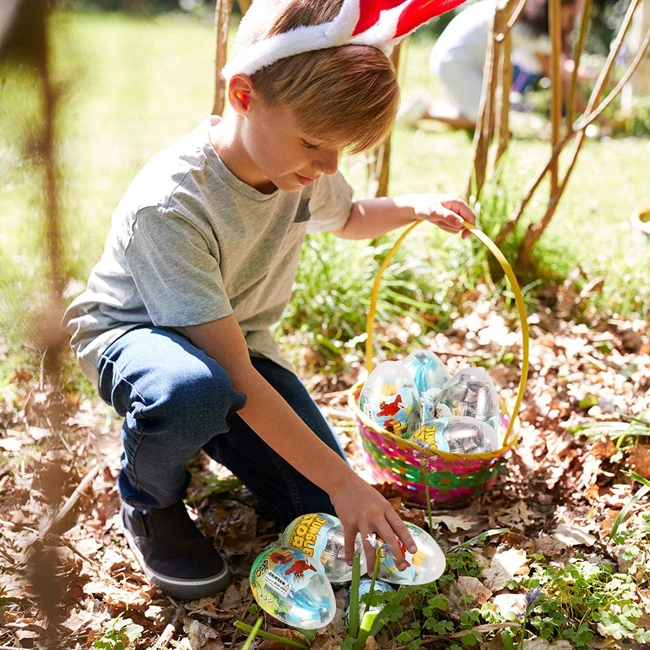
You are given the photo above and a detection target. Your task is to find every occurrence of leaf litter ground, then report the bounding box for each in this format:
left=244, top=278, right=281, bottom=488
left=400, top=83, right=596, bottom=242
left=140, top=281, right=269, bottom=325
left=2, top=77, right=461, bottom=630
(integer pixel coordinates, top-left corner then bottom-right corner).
left=1, top=307, right=649, bottom=649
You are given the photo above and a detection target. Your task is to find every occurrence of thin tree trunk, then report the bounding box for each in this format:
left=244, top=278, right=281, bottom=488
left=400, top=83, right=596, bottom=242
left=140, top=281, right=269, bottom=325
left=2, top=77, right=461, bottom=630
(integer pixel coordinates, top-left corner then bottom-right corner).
left=367, top=43, right=402, bottom=198
left=548, top=0, right=563, bottom=193
left=567, top=0, right=592, bottom=126
left=213, top=0, right=234, bottom=116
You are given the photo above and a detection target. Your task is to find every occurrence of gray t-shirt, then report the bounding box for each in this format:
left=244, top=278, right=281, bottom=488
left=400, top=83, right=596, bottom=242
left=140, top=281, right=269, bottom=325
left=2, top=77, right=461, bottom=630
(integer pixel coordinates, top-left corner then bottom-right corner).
left=63, top=119, right=354, bottom=383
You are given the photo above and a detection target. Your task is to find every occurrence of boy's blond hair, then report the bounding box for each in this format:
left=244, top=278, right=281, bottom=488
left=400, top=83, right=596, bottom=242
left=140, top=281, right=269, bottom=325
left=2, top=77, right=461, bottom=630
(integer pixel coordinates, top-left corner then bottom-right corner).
left=232, top=0, right=399, bottom=154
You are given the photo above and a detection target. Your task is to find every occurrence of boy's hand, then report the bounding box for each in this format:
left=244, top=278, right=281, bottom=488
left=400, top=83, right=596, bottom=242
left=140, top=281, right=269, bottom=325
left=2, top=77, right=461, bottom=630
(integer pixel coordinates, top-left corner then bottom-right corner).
left=413, top=193, right=477, bottom=239
left=329, top=473, right=417, bottom=572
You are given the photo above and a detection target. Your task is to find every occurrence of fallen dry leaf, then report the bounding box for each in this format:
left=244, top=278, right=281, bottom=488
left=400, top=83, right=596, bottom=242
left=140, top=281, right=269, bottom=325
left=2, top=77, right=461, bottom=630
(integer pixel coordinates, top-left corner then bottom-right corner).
left=628, top=445, right=650, bottom=478
left=447, top=576, right=493, bottom=611
left=492, top=593, right=528, bottom=617
left=428, top=512, right=479, bottom=533
left=182, top=616, right=221, bottom=650
left=483, top=548, right=529, bottom=591
left=552, top=523, right=597, bottom=547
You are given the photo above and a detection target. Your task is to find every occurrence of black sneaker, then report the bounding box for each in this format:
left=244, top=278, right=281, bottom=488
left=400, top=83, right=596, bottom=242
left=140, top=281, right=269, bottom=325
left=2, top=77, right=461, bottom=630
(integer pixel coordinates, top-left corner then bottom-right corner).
left=120, top=501, right=231, bottom=599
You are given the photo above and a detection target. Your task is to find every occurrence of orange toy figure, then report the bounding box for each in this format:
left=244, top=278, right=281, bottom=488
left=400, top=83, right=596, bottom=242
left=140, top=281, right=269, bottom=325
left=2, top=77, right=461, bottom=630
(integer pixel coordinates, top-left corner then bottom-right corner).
left=270, top=549, right=294, bottom=564
left=377, top=394, right=403, bottom=417
left=285, top=559, right=318, bottom=579
left=383, top=418, right=407, bottom=437
left=398, top=540, right=412, bottom=568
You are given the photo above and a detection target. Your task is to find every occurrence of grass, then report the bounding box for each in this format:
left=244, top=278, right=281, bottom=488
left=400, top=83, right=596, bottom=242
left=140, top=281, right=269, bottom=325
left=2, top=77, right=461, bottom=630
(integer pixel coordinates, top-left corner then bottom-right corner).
left=1, top=9, right=649, bottom=381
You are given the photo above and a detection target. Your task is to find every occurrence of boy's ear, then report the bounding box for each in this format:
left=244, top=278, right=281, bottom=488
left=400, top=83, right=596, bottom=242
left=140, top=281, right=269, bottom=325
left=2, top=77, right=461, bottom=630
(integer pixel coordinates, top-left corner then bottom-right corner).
left=227, top=74, right=255, bottom=115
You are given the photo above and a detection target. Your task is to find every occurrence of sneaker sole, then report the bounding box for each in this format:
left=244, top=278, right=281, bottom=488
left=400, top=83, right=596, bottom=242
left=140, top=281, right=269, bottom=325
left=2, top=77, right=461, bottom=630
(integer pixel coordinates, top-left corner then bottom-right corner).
left=120, top=510, right=231, bottom=600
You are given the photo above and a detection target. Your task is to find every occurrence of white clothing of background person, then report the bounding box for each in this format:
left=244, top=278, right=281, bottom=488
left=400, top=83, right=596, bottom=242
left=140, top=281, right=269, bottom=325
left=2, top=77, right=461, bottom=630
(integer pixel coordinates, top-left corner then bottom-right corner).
left=429, top=0, right=551, bottom=124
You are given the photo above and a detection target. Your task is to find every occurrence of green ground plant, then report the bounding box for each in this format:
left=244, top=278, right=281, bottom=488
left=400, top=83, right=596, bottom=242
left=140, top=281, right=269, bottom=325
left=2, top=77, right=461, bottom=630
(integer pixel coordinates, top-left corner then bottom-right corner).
left=344, top=544, right=650, bottom=648
left=91, top=616, right=143, bottom=650
left=518, top=555, right=650, bottom=647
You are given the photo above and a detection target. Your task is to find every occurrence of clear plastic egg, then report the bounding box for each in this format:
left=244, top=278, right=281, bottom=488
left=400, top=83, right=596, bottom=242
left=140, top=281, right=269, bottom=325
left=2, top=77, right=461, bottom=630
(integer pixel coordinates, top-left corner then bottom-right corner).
left=402, top=349, right=451, bottom=393
left=429, top=415, right=500, bottom=454
left=436, top=367, right=500, bottom=431
left=377, top=522, right=446, bottom=585
left=359, top=361, right=420, bottom=439
left=250, top=546, right=336, bottom=629
left=281, top=513, right=367, bottom=583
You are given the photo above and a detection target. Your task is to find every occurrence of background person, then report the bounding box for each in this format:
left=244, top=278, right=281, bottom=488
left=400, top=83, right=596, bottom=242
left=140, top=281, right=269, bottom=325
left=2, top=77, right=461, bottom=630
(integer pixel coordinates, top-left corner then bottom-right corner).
left=399, top=0, right=583, bottom=131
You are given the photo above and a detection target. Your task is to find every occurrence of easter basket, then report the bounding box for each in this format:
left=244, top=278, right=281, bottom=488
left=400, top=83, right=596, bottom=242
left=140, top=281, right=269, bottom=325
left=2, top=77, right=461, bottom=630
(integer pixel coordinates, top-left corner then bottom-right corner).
left=349, top=221, right=530, bottom=507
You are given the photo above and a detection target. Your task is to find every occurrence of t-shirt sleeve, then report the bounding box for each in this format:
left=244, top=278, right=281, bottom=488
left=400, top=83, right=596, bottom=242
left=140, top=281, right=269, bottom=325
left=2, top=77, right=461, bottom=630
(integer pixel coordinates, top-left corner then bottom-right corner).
left=125, top=207, right=233, bottom=326
left=305, top=170, right=354, bottom=234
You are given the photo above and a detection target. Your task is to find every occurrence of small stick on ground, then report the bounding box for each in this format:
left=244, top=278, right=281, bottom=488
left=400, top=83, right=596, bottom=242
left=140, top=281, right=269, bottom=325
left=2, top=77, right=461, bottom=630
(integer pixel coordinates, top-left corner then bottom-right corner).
left=26, top=462, right=103, bottom=548
left=154, top=602, right=185, bottom=650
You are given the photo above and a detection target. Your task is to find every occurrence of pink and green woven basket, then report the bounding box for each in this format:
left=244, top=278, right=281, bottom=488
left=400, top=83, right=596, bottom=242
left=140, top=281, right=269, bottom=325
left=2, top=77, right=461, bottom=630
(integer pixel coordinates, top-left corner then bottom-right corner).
left=349, top=220, right=530, bottom=507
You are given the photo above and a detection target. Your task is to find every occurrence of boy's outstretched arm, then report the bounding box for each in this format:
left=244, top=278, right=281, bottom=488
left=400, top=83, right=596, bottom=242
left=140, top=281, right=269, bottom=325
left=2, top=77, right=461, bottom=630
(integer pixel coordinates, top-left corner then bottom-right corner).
left=332, top=193, right=477, bottom=240
left=185, top=315, right=417, bottom=569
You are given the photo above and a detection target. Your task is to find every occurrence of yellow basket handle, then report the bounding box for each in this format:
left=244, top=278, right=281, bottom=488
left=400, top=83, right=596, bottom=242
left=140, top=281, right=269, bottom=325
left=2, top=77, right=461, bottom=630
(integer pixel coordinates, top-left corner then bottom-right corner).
left=364, top=220, right=529, bottom=448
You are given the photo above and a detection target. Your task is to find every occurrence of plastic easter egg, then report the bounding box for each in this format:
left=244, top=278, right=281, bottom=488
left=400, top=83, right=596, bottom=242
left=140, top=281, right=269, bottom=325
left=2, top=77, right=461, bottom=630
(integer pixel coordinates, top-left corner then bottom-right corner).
left=402, top=349, right=451, bottom=393
left=281, top=513, right=367, bottom=583
left=436, top=368, right=500, bottom=431
left=346, top=578, right=394, bottom=625
left=377, top=523, right=446, bottom=585
left=359, top=361, right=420, bottom=439
left=250, top=546, right=336, bottom=629
left=428, top=415, right=500, bottom=454
left=420, top=386, right=443, bottom=425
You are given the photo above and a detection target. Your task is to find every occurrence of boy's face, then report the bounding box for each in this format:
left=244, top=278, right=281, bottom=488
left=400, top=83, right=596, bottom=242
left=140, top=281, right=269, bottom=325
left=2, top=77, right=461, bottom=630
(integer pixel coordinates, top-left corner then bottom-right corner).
left=238, top=91, right=348, bottom=193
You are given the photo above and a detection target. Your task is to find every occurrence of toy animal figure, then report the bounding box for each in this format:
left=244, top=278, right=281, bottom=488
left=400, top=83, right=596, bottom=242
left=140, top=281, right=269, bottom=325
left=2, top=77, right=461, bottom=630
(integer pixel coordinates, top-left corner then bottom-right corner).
left=270, top=549, right=294, bottom=564
left=398, top=540, right=412, bottom=568
left=377, top=394, right=403, bottom=417
left=285, top=559, right=317, bottom=579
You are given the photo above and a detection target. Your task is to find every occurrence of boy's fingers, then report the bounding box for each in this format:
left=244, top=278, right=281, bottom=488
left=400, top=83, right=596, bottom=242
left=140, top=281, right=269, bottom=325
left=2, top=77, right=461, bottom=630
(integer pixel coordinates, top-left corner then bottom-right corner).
left=446, top=196, right=477, bottom=225
left=375, top=523, right=407, bottom=570
left=362, top=536, right=377, bottom=573
left=344, top=527, right=357, bottom=565
left=431, top=207, right=464, bottom=231
left=385, top=509, right=418, bottom=554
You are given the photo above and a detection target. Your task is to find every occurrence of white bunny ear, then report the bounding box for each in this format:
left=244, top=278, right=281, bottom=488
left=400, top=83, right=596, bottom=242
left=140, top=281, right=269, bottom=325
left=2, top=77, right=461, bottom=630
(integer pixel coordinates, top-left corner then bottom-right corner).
left=223, top=0, right=370, bottom=79
left=223, top=0, right=466, bottom=79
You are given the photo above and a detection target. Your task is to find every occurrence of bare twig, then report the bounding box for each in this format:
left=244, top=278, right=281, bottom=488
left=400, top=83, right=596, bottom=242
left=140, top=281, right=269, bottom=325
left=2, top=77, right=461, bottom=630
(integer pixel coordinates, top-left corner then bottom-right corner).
left=367, top=43, right=402, bottom=198
left=468, top=0, right=520, bottom=198
left=153, top=602, right=186, bottom=650
left=573, top=25, right=650, bottom=130
left=495, top=26, right=512, bottom=164
left=506, top=0, right=528, bottom=29
left=213, top=0, right=235, bottom=116
left=567, top=0, right=593, bottom=125
left=469, top=6, right=499, bottom=198
left=46, top=533, right=104, bottom=571
left=494, top=131, right=574, bottom=246
left=549, top=0, right=563, bottom=193
left=26, top=462, right=103, bottom=547
left=517, top=0, right=643, bottom=268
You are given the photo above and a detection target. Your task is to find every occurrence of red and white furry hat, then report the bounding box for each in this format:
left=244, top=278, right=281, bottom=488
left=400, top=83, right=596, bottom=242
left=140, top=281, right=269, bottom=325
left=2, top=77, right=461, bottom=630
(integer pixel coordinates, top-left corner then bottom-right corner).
left=222, top=0, right=468, bottom=80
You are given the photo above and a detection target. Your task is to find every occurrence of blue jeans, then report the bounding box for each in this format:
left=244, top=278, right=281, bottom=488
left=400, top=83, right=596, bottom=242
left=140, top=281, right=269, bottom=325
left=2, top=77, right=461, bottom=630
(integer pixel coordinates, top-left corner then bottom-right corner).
left=97, top=326, right=345, bottom=525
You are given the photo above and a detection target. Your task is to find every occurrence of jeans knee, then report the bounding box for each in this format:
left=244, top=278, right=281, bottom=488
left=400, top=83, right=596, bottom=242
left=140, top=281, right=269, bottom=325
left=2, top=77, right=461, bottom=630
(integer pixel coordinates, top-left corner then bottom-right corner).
left=142, top=361, right=246, bottom=438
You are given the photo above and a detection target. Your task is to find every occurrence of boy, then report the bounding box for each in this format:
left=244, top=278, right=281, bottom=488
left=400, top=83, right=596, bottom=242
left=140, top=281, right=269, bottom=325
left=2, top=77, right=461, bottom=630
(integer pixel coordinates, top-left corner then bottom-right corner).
left=63, top=0, right=475, bottom=600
